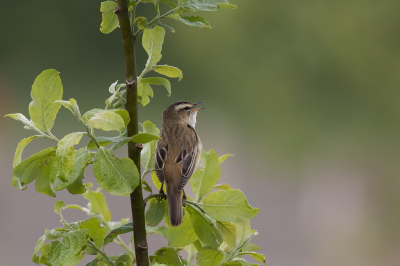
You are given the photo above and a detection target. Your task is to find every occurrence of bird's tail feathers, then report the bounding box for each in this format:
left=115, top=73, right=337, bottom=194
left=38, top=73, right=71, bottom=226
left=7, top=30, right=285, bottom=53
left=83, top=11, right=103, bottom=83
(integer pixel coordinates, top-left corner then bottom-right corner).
left=166, top=181, right=183, bottom=227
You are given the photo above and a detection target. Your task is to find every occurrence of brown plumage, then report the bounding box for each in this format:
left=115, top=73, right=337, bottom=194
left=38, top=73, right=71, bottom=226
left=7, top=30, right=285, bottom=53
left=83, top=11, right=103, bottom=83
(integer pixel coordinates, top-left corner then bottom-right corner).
left=155, top=101, right=203, bottom=226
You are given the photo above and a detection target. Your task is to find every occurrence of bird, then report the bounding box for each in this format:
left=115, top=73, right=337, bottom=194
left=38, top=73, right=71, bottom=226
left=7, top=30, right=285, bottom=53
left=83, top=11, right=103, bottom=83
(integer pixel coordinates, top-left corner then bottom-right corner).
left=155, top=101, right=204, bottom=226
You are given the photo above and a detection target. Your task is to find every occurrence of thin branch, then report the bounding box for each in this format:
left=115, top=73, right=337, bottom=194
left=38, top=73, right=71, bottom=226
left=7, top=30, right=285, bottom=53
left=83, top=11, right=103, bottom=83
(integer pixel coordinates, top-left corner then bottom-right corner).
left=115, top=0, right=149, bottom=265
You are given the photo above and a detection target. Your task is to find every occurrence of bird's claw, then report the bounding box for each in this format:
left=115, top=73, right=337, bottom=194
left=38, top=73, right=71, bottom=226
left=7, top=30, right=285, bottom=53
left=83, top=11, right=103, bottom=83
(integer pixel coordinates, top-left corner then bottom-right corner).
left=159, top=189, right=167, bottom=200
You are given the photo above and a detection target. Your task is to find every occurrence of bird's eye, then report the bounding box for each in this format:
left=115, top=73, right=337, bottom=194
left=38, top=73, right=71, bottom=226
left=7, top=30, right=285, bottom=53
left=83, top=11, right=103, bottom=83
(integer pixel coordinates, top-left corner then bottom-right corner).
left=184, top=106, right=190, bottom=111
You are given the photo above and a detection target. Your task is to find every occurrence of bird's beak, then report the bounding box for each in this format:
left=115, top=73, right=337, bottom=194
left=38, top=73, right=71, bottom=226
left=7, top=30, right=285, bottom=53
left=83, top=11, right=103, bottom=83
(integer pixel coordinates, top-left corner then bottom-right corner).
left=191, top=101, right=204, bottom=112
left=191, top=107, right=205, bottom=112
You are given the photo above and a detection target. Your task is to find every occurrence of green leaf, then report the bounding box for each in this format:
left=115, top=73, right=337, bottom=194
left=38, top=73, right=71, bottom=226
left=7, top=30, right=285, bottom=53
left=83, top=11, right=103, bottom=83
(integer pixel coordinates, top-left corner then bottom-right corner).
left=242, top=243, right=261, bottom=252
left=57, top=98, right=81, bottom=117
left=202, top=190, right=259, bottom=223
left=146, top=198, right=166, bottom=227
left=80, top=217, right=107, bottom=248
left=111, top=137, right=134, bottom=151
left=66, top=172, right=86, bottom=194
left=109, top=80, right=118, bottom=93
left=100, top=1, right=119, bottom=34
left=159, top=0, right=177, bottom=8
left=28, top=69, right=63, bottom=132
left=219, top=154, right=233, bottom=164
left=115, top=254, right=133, bottom=266
left=82, top=109, right=102, bottom=123
left=140, top=77, right=171, bottom=96
left=187, top=205, right=223, bottom=248
left=103, top=223, right=133, bottom=246
left=151, top=170, right=162, bottom=190
left=46, top=230, right=87, bottom=266
left=56, top=132, right=85, bottom=181
left=13, top=147, right=56, bottom=185
left=86, top=135, right=127, bottom=150
left=142, top=26, right=165, bottom=68
left=61, top=251, right=85, bottom=266
left=216, top=221, right=236, bottom=249
left=83, top=189, right=112, bottom=222
left=93, top=147, right=139, bottom=196
left=12, top=136, right=37, bottom=189
left=214, top=184, right=232, bottom=190
left=167, top=211, right=198, bottom=247
left=45, top=228, right=67, bottom=240
left=196, top=247, right=223, bottom=266
left=141, top=120, right=161, bottom=135
left=153, top=65, right=183, bottom=81
left=140, top=121, right=160, bottom=176
left=131, top=133, right=160, bottom=143
left=56, top=148, right=94, bottom=191
left=178, top=0, right=235, bottom=12
left=38, top=243, right=51, bottom=264
left=218, top=3, right=237, bottom=9
left=167, top=13, right=211, bottom=28
left=112, top=109, right=130, bottom=126
left=87, top=111, right=125, bottom=134
left=32, top=235, right=46, bottom=264
left=83, top=108, right=129, bottom=126
left=237, top=252, right=266, bottom=265
left=146, top=225, right=169, bottom=238
left=190, top=149, right=221, bottom=201
left=220, top=261, right=250, bottom=266
left=54, top=200, right=65, bottom=214
left=138, top=82, right=154, bottom=106
left=155, top=22, right=176, bottom=33
left=35, top=155, right=57, bottom=197
left=153, top=248, right=184, bottom=266
left=234, top=218, right=258, bottom=255
left=5, top=113, right=42, bottom=135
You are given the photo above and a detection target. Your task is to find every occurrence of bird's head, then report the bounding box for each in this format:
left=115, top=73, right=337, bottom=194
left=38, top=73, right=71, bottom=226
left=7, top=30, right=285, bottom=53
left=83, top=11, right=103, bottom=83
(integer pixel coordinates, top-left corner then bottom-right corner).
left=163, top=101, right=204, bottom=128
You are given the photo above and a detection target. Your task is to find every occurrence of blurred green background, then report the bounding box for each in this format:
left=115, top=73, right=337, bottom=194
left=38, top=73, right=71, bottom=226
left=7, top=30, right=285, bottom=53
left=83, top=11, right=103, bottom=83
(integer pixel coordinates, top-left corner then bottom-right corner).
left=1, top=0, right=400, bottom=265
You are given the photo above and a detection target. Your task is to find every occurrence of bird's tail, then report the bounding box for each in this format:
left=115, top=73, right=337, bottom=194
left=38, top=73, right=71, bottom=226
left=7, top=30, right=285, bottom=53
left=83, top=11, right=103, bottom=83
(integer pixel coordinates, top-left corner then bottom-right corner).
left=166, top=181, right=183, bottom=227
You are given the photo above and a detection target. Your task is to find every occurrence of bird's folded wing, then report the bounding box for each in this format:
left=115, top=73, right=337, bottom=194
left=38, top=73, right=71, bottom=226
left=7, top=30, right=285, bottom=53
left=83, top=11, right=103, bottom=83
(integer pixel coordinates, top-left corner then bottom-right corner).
left=155, top=143, right=168, bottom=183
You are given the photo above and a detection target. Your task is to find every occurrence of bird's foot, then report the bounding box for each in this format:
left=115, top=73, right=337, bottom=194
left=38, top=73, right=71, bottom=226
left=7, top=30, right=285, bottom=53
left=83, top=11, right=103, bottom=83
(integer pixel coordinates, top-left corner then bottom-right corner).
left=182, top=193, right=187, bottom=207
left=159, top=189, right=167, bottom=200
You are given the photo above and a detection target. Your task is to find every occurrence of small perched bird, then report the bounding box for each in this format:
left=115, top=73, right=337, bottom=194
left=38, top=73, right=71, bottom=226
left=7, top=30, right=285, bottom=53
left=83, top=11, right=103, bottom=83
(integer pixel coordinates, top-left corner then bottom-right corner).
left=155, top=101, right=204, bottom=226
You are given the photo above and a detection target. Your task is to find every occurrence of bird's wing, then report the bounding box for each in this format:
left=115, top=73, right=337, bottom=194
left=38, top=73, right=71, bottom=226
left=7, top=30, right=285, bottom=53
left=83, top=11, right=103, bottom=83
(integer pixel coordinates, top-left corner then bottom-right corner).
left=176, top=128, right=201, bottom=191
left=155, top=142, right=168, bottom=183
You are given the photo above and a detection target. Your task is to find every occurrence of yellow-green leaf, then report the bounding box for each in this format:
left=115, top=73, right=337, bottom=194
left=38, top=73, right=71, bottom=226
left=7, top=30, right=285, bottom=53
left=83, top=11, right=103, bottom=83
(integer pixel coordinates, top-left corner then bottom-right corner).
left=87, top=111, right=125, bottom=134
left=56, top=132, right=84, bottom=181
left=29, top=69, right=63, bottom=132
left=202, top=190, right=259, bottom=223
left=142, top=26, right=165, bottom=68
left=13, top=147, right=56, bottom=186
left=93, top=147, right=139, bottom=196
left=83, top=189, right=112, bottom=222
left=100, top=1, right=119, bottom=34
left=153, top=65, right=183, bottom=81
left=167, top=212, right=198, bottom=247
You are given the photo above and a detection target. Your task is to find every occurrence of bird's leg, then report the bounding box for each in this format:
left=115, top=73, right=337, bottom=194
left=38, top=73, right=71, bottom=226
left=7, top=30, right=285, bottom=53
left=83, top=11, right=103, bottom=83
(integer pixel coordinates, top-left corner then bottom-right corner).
left=182, top=189, right=187, bottom=207
left=159, top=183, right=167, bottom=199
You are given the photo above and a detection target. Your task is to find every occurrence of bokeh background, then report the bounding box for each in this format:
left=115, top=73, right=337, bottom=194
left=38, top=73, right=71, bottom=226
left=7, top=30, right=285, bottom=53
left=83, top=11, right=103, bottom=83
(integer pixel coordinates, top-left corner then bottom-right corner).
left=1, top=0, right=400, bottom=265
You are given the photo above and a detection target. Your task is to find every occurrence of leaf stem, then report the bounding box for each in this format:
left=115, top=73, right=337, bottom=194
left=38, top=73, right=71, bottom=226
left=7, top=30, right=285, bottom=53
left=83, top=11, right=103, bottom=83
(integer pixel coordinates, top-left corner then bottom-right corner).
left=77, top=117, right=101, bottom=148
left=47, top=131, right=60, bottom=142
left=185, top=200, right=205, bottom=212
left=114, top=235, right=135, bottom=258
left=87, top=240, right=117, bottom=266
left=143, top=193, right=163, bottom=203
left=133, top=8, right=177, bottom=37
